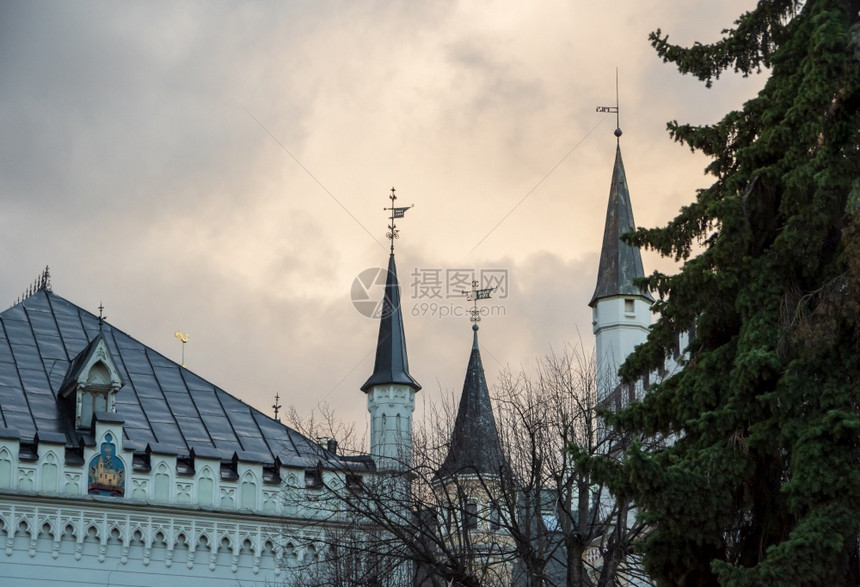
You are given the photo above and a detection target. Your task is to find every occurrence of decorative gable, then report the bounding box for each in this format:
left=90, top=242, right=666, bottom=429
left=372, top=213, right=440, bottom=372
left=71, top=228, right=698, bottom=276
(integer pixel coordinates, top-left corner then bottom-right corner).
left=59, top=334, right=125, bottom=430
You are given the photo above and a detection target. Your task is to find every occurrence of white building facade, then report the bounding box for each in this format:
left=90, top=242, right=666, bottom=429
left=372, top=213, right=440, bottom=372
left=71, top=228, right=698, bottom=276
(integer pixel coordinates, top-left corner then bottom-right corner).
left=0, top=279, right=376, bottom=586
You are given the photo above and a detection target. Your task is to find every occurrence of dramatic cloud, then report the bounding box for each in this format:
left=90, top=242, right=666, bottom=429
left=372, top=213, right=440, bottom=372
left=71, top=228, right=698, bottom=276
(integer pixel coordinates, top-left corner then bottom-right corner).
left=0, top=1, right=763, bottom=444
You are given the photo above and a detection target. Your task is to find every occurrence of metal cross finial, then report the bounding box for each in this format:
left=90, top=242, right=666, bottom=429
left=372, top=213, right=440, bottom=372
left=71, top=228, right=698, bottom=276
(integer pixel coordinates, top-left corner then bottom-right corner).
left=98, top=303, right=106, bottom=331
left=596, top=67, right=622, bottom=140
left=461, top=279, right=495, bottom=323
left=272, top=393, right=281, bottom=422
left=384, top=186, right=413, bottom=254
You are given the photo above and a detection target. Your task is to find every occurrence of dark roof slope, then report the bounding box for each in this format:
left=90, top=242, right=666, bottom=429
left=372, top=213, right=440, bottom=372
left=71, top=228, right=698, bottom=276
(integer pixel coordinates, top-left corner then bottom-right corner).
left=361, top=253, right=421, bottom=392
left=0, top=289, right=351, bottom=468
left=437, top=325, right=505, bottom=479
left=589, top=143, right=654, bottom=307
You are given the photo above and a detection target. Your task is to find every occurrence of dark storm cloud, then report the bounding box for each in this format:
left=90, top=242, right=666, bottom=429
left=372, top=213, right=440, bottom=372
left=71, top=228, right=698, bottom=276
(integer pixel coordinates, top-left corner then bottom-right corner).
left=0, top=2, right=312, bottom=219
left=0, top=0, right=764, bottom=439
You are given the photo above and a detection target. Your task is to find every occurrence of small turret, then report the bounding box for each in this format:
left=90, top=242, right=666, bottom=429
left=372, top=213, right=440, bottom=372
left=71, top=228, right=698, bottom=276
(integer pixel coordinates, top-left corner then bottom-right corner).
left=590, top=128, right=653, bottom=400
left=362, top=189, right=420, bottom=471
left=437, top=324, right=504, bottom=480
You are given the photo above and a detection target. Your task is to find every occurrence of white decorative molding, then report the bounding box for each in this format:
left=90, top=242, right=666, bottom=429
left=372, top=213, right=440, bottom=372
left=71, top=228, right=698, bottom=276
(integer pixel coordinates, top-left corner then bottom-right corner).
left=18, top=467, right=35, bottom=491
left=0, top=497, right=291, bottom=579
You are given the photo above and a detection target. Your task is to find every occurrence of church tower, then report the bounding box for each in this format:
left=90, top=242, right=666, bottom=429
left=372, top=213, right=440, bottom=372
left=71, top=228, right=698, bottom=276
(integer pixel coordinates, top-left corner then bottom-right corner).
left=433, top=322, right=511, bottom=584
left=361, top=190, right=421, bottom=471
left=437, top=323, right=505, bottom=480
left=589, top=126, right=654, bottom=401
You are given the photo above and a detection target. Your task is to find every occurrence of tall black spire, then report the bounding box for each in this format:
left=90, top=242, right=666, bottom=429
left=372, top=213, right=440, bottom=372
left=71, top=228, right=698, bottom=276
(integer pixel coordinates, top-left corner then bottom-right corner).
left=589, top=138, right=654, bottom=307
left=361, top=252, right=421, bottom=392
left=437, top=324, right=504, bottom=479
left=362, top=188, right=420, bottom=392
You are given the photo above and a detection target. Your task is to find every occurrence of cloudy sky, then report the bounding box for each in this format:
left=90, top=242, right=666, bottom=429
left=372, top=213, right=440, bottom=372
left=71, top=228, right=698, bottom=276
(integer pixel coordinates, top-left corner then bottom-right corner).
left=1, top=1, right=765, bottom=446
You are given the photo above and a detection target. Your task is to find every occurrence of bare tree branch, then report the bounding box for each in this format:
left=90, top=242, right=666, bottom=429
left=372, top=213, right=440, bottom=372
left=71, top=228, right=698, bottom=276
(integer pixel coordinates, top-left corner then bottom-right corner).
left=279, top=343, right=654, bottom=587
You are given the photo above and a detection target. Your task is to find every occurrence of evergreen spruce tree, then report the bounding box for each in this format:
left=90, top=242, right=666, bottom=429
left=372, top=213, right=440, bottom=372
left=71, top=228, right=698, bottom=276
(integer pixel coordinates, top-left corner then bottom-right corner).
left=593, top=1, right=860, bottom=584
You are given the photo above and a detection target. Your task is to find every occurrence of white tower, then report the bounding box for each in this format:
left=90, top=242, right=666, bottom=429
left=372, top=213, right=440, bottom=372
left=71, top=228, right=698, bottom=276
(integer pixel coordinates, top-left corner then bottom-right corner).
left=361, top=189, right=420, bottom=471
left=589, top=127, right=653, bottom=405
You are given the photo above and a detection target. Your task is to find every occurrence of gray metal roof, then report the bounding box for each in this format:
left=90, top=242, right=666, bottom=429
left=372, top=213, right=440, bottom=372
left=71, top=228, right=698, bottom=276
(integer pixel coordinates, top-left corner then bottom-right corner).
left=589, top=142, right=654, bottom=307
left=437, top=325, right=505, bottom=479
left=361, top=253, right=421, bottom=392
left=0, top=288, right=355, bottom=469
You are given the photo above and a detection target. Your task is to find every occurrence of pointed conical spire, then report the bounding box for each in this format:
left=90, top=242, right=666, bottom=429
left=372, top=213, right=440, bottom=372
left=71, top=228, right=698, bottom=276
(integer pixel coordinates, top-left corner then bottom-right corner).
left=361, top=253, right=421, bottom=392
left=437, top=324, right=504, bottom=479
left=589, top=136, right=654, bottom=307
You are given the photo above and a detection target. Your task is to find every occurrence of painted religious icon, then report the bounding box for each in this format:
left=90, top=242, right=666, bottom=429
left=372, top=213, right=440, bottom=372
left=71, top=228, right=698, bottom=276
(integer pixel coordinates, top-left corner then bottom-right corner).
left=88, top=432, right=125, bottom=496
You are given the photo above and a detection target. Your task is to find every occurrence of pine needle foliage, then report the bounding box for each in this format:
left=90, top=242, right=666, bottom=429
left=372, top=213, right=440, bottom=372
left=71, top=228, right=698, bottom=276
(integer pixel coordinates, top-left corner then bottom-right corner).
left=594, top=1, right=860, bottom=584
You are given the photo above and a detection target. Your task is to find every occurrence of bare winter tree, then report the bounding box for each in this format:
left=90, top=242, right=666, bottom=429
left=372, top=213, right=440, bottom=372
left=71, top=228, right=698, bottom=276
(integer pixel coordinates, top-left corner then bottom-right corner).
left=284, top=402, right=363, bottom=455
left=279, top=345, right=652, bottom=587
left=493, top=346, right=652, bottom=586
left=282, top=396, right=514, bottom=587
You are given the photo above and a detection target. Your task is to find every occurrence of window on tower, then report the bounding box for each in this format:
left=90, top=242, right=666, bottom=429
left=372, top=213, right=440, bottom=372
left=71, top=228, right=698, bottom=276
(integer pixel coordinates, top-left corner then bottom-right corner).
left=464, top=501, right=478, bottom=531
left=624, top=298, right=635, bottom=316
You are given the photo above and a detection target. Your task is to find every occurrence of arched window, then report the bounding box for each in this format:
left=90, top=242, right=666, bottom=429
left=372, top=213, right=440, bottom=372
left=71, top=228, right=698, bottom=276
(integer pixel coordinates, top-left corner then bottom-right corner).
left=241, top=472, right=257, bottom=510
left=154, top=463, right=171, bottom=502
left=80, top=393, right=95, bottom=428
left=58, top=336, right=124, bottom=430
left=41, top=452, right=59, bottom=493
left=198, top=467, right=214, bottom=507
left=81, top=362, right=112, bottom=428
left=0, top=448, right=12, bottom=488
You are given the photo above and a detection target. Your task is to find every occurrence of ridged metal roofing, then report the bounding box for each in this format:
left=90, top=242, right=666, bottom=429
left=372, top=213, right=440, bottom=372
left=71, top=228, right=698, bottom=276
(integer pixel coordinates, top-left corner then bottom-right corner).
left=361, top=253, right=421, bottom=392
left=0, top=289, right=348, bottom=468
left=437, top=325, right=505, bottom=479
left=589, top=142, right=654, bottom=307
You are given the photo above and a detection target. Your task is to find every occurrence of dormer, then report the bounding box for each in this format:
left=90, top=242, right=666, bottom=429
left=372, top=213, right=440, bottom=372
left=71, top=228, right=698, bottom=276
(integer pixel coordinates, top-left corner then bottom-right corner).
left=59, top=334, right=125, bottom=430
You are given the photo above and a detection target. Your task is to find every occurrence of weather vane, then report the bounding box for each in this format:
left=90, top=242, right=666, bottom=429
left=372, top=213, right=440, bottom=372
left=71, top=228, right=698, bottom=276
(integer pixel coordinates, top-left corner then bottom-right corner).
left=384, top=187, right=414, bottom=254
left=596, top=67, right=622, bottom=139
left=461, top=280, right=495, bottom=323
left=272, top=393, right=281, bottom=422
left=174, top=331, right=189, bottom=367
